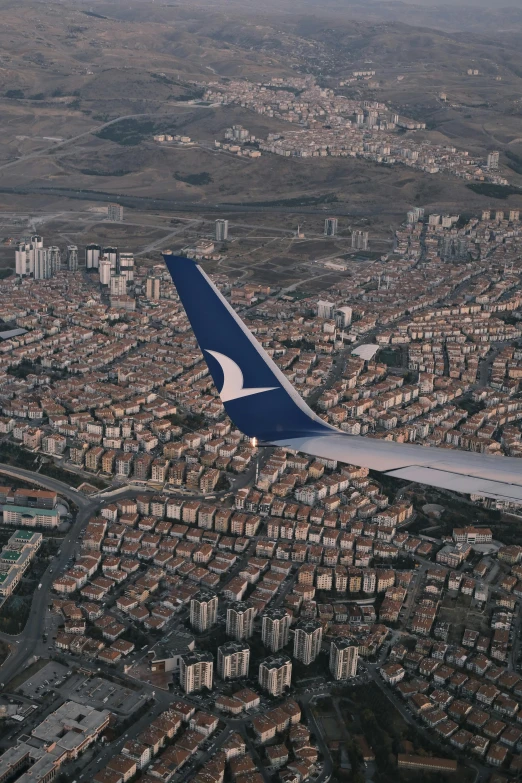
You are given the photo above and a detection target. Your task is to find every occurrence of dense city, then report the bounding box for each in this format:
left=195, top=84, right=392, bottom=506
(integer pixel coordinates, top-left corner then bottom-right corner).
left=2, top=0, right=522, bottom=780
left=0, top=192, right=520, bottom=783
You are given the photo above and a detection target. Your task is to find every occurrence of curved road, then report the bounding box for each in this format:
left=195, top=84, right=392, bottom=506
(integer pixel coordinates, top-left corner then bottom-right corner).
left=0, top=465, right=100, bottom=685
left=0, top=105, right=217, bottom=175
left=0, top=464, right=94, bottom=508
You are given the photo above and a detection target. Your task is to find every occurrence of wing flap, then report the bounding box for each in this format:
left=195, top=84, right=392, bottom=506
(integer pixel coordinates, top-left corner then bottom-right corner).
left=387, top=466, right=522, bottom=503
left=272, top=432, right=522, bottom=503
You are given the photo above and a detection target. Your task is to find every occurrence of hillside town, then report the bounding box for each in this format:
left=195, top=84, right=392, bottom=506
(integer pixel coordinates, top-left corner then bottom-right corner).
left=192, top=77, right=509, bottom=184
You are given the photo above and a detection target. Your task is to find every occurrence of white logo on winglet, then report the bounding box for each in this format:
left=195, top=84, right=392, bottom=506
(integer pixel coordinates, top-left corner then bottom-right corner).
left=205, top=350, right=278, bottom=402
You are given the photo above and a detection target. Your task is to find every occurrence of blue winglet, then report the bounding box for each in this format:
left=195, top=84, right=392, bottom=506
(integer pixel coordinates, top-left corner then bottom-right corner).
left=163, top=254, right=333, bottom=441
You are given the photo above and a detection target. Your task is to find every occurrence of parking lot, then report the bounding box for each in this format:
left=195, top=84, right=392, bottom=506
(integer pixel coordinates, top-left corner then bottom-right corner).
left=18, top=662, right=69, bottom=700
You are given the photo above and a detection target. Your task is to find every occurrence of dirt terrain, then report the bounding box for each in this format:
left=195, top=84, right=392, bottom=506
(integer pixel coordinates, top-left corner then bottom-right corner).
left=1, top=0, right=522, bottom=247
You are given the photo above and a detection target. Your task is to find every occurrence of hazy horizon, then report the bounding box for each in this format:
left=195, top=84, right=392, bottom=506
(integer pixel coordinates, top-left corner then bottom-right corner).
left=321, top=0, right=522, bottom=8
left=338, top=0, right=522, bottom=5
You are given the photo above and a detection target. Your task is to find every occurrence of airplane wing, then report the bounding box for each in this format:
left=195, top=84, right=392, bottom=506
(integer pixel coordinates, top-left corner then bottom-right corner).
left=164, top=254, right=522, bottom=504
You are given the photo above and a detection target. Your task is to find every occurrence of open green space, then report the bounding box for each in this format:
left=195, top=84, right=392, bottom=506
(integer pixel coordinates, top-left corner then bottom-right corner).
left=38, top=462, right=84, bottom=488
left=0, top=442, right=39, bottom=470
left=232, top=193, right=339, bottom=208
left=6, top=658, right=50, bottom=691
left=174, top=171, right=213, bottom=186
left=174, top=86, right=206, bottom=102
left=96, top=118, right=158, bottom=146
left=0, top=594, right=32, bottom=635
left=326, top=682, right=474, bottom=783
left=377, top=347, right=403, bottom=368
left=0, top=441, right=108, bottom=489
left=467, top=182, right=522, bottom=199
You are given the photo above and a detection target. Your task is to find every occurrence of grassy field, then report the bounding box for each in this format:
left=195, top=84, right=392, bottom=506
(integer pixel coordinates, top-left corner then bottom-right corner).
left=467, top=182, right=522, bottom=199
left=378, top=347, right=404, bottom=368
left=0, top=594, right=32, bottom=635
left=96, top=118, right=159, bottom=146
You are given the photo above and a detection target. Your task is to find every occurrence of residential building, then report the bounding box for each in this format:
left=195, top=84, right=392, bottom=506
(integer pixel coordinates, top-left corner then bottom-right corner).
left=119, top=252, right=134, bottom=284
left=215, top=220, right=229, bottom=241
left=259, top=655, right=292, bottom=696
left=226, top=603, right=255, bottom=641
left=67, top=245, right=78, bottom=272
left=85, top=243, right=101, bottom=269
left=110, top=273, right=127, bottom=297
left=108, top=203, right=124, bottom=221
left=324, top=217, right=338, bottom=237
left=293, top=619, right=323, bottom=665
left=180, top=651, right=214, bottom=694
left=190, top=590, right=218, bottom=633
left=262, top=608, right=291, bottom=652
left=487, top=152, right=500, bottom=170
left=2, top=506, right=59, bottom=529
left=317, top=300, right=335, bottom=319
left=330, top=638, right=358, bottom=680
left=351, top=230, right=369, bottom=250
left=335, top=306, right=352, bottom=329
left=217, top=641, right=250, bottom=680
left=146, top=275, right=161, bottom=300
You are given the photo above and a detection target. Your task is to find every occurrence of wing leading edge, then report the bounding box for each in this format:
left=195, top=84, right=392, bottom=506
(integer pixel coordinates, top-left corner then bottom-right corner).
left=163, top=253, right=522, bottom=504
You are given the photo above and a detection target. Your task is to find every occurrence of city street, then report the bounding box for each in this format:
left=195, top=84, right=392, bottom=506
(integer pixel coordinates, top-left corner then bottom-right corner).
left=0, top=465, right=100, bottom=684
